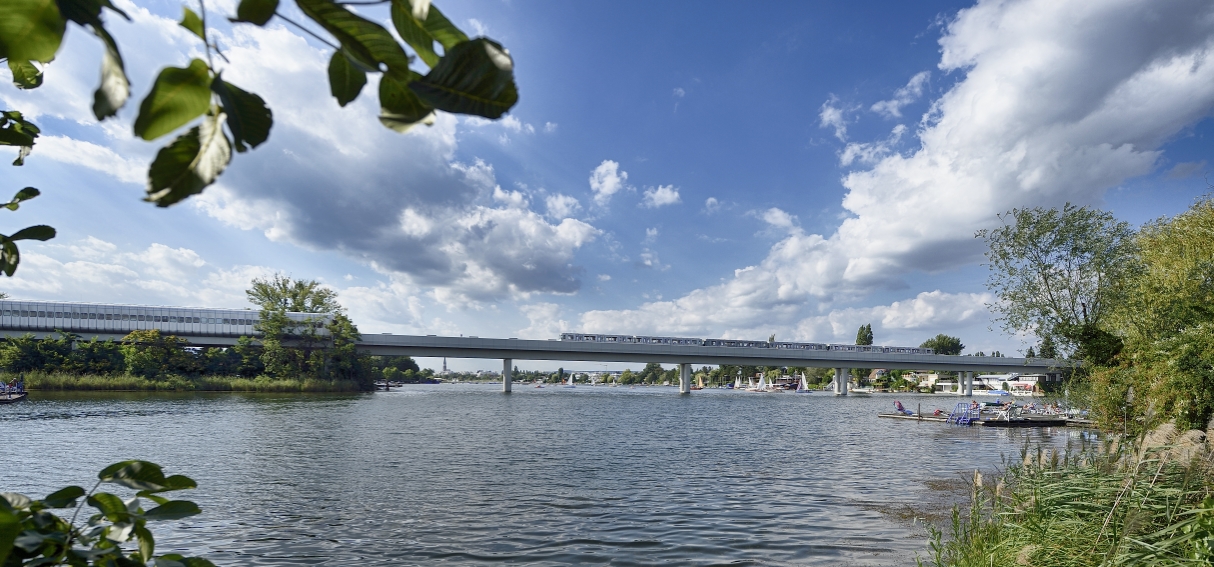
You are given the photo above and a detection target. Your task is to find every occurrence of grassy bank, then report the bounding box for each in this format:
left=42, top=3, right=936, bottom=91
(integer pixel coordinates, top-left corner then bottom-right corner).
left=6, top=371, right=363, bottom=393
left=922, top=423, right=1214, bottom=566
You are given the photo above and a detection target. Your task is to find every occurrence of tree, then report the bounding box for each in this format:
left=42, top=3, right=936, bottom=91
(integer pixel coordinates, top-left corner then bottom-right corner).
left=1038, top=335, right=1057, bottom=359
left=247, top=274, right=341, bottom=314
left=855, top=324, right=873, bottom=346
left=921, top=334, right=964, bottom=356
left=0, top=0, right=517, bottom=275
left=121, top=329, right=196, bottom=379
left=977, top=203, right=1137, bottom=361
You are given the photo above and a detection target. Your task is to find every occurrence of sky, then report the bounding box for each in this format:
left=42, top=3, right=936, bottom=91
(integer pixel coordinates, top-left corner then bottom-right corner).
left=2, top=0, right=1213, bottom=372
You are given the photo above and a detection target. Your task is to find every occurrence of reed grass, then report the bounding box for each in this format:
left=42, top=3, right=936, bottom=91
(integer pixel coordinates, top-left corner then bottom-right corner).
left=920, top=431, right=1214, bottom=567
left=6, top=371, right=361, bottom=393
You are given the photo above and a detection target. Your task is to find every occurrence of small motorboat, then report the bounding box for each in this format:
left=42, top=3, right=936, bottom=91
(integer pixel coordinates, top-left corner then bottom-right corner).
left=1, top=391, right=28, bottom=404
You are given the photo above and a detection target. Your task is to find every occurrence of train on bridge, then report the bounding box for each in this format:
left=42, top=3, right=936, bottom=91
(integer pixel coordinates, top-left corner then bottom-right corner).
left=559, top=333, right=935, bottom=355
left=0, top=299, right=329, bottom=338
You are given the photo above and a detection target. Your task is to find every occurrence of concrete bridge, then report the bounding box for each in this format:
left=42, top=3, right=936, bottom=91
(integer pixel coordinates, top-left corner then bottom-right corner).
left=1, top=298, right=1062, bottom=396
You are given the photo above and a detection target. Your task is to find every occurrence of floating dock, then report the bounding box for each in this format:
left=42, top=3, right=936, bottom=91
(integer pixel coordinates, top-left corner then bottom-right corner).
left=878, top=412, right=1076, bottom=427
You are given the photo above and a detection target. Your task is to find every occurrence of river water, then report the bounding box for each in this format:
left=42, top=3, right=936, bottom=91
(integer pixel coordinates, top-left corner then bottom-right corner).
left=1, top=385, right=1088, bottom=566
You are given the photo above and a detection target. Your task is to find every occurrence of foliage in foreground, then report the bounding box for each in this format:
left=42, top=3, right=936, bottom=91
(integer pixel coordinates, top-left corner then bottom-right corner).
left=0, top=461, right=212, bottom=566
left=922, top=429, right=1214, bottom=567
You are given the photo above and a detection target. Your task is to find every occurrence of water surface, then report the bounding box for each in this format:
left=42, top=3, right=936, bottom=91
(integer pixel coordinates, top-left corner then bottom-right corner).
left=2, top=385, right=1085, bottom=565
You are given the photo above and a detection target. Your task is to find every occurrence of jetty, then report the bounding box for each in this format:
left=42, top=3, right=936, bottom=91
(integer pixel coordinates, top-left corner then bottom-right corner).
left=879, top=400, right=1089, bottom=428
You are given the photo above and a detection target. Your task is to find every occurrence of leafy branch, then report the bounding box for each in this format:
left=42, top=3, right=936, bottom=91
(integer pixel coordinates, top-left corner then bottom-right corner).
left=0, top=0, right=518, bottom=274
left=0, top=460, right=213, bottom=566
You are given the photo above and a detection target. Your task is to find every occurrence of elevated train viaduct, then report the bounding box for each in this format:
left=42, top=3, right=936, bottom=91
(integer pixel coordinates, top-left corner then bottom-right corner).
left=1, top=299, right=1062, bottom=395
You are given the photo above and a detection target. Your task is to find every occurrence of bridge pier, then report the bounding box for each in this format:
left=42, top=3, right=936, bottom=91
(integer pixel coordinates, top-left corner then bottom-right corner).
left=834, top=368, right=848, bottom=396
left=502, top=358, right=512, bottom=393
left=963, top=371, right=973, bottom=397
left=679, top=363, right=691, bottom=394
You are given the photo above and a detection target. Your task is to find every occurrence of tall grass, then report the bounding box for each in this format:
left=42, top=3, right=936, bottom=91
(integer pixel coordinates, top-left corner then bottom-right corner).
left=7, top=371, right=362, bottom=393
left=921, top=429, right=1214, bottom=566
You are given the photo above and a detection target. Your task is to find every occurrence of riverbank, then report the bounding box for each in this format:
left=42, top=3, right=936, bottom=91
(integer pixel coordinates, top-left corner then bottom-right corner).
left=921, top=422, right=1214, bottom=566
left=4, top=371, right=363, bottom=392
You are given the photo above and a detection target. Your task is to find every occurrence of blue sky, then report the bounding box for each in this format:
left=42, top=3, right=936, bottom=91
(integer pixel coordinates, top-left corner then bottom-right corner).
left=3, top=0, right=1213, bottom=371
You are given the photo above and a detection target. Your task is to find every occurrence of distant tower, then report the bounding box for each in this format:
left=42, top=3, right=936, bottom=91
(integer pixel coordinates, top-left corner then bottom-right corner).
left=443, top=357, right=448, bottom=374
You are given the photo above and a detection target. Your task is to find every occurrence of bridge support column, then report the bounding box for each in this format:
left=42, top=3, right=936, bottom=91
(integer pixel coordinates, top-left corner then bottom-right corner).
left=679, top=363, right=691, bottom=394
left=502, top=358, right=512, bottom=393
left=835, top=368, right=848, bottom=396
left=964, top=371, right=973, bottom=397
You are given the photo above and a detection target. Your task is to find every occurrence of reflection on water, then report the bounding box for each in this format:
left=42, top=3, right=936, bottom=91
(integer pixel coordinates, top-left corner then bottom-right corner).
left=2, top=385, right=1086, bottom=566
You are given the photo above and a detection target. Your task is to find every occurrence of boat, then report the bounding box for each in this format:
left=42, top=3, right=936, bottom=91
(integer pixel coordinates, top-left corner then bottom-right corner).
left=795, top=373, right=812, bottom=394
left=563, top=373, right=575, bottom=388
left=1, top=378, right=27, bottom=404
left=690, top=374, right=704, bottom=391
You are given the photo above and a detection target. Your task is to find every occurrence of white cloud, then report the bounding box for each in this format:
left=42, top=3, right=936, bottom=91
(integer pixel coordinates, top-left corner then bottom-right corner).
left=760, top=207, right=796, bottom=229
left=467, top=18, right=489, bottom=37
left=581, top=0, right=1214, bottom=337
left=545, top=194, right=581, bottom=219
left=501, top=115, right=535, bottom=134
left=644, top=227, right=659, bottom=242
left=640, top=185, right=681, bottom=208
left=819, top=96, right=849, bottom=141
left=35, top=136, right=144, bottom=184
left=516, top=302, right=569, bottom=339
left=870, top=71, right=931, bottom=118
left=673, top=87, right=685, bottom=98
left=4, top=237, right=269, bottom=308
left=544, top=122, right=558, bottom=133
left=597, top=274, right=611, bottom=282
left=637, top=249, right=667, bottom=270
left=704, top=197, right=721, bottom=214
left=589, top=160, right=629, bottom=206
left=839, top=124, right=907, bottom=167
left=492, top=185, right=528, bottom=208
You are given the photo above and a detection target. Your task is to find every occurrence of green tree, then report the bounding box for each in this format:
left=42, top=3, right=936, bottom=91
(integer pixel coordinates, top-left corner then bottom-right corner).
left=855, top=324, right=873, bottom=345
left=246, top=274, right=342, bottom=314
left=977, top=203, right=1137, bottom=363
left=121, top=329, right=195, bottom=379
left=921, top=334, right=964, bottom=355
left=1038, top=335, right=1057, bottom=359
left=0, top=0, right=517, bottom=275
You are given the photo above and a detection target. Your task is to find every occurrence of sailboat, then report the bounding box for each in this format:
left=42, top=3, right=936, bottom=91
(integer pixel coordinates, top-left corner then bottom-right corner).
left=747, top=375, right=768, bottom=392
left=795, top=372, right=812, bottom=394
left=690, top=374, right=704, bottom=391
left=732, top=376, right=742, bottom=389
left=563, top=372, right=576, bottom=388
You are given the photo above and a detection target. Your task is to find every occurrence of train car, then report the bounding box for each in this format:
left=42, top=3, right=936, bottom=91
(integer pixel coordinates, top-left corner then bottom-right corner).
left=703, top=339, right=772, bottom=348
left=0, top=299, right=329, bottom=338
left=772, top=341, right=829, bottom=350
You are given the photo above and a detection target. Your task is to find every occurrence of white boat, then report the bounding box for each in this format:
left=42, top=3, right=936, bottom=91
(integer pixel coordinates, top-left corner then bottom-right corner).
left=795, top=373, right=812, bottom=393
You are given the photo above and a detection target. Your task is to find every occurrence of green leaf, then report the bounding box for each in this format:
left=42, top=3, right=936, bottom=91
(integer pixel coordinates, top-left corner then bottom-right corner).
left=86, top=492, right=130, bottom=522
left=211, top=79, right=271, bottom=152
left=91, top=25, right=129, bottom=120
left=179, top=6, right=204, bottom=39
left=410, top=38, right=517, bottom=119
left=389, top=0, right=437, bottom=68
left=295, top=0, right=412, bottom=74
left=99, top=460, right=169, bottom=491
left=9, top=225, right=55, bottom=241
left=134, top=524, right=154, bottom=562
left=327, top=50, right=366, bottom=107
left=0, top=508, right=17, bottom=566
left=159, top=475, right=197, bottom=492
left=0, top=0, right=67, bottom=63
left=145, top=113, right=232, bottom=207
left=42, top=486, right=85, bottom=508
left=0, top=493, right=31, bottom=510
left=0, top=111, right=39, bottom=165
left=133, top=59, right=213, bottom=141
left=419, top=3, right=465, bottom=51
left=0, top=240, right=19, bottom=277
left=143, top=500, right=201, bottom=521
left=232, top=0, right=277, bottom=26
left=8, top=60, right=43, bottom=89
left=57, top=0, right=130, bottom=27
left=379, top=71, right=434, bottom=132
left=4, top=187, right=41, bottom=210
